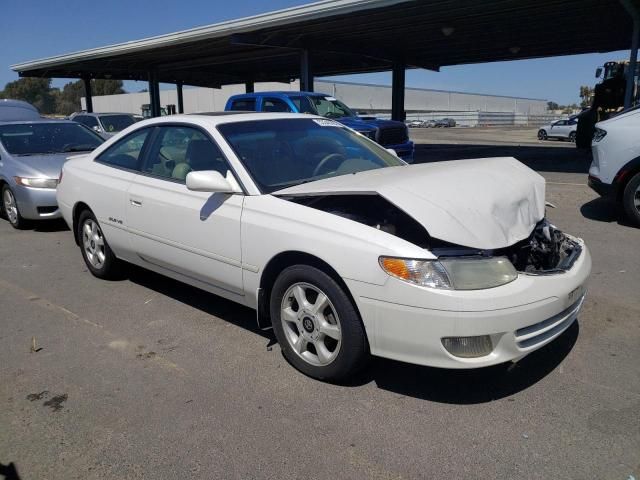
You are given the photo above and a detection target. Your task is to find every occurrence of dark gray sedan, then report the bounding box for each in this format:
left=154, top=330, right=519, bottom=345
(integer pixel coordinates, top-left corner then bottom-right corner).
left=0, top=120, right=104, bottom=228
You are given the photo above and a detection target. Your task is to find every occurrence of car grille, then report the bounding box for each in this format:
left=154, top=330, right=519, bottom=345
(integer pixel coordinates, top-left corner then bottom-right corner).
left=378, top=126, right=408, bottom=146
left=514, top=294, right=585, bottom=349
left=37, top=206, right=58, bottom=214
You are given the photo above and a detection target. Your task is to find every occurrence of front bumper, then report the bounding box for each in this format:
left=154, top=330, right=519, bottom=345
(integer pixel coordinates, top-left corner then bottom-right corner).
left=12, top=184, right=61, bottom=220
left=346, top=241, right=591, bottom=369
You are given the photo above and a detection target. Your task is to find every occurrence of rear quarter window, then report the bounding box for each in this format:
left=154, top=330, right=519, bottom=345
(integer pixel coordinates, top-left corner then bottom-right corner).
left=229, top=99, right=257, bottom=111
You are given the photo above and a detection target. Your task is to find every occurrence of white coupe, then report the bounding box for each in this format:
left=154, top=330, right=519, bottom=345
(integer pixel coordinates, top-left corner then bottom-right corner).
left=57, top=113, right=591, bottom=381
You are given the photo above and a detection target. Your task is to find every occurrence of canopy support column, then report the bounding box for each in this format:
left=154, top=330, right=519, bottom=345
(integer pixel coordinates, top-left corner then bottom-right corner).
left=245, top=81, right=255, bottom=93
left=176, top=82, right=184, bottom=114
left=300, top=49, right=313, bottom=92
left=622, top=0, right=640, bottom=109
left=391, top=61, right=406, bottom=122
left=83, top=77, right=93, bottom=113
left=148, top=72, right=161, bottom=117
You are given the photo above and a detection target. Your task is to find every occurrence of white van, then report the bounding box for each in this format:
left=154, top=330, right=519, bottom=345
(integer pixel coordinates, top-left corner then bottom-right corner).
left=588, top=106, right=640, bottom=226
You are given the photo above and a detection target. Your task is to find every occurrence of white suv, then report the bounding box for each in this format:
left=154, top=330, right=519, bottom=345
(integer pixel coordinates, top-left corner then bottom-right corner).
left=589, top=106, right=640, bottom=226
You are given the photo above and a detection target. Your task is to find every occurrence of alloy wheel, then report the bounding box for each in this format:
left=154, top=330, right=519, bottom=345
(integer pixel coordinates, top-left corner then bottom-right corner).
left=634, top=184, right=640, bottom=213
left=82, top=218, right=106, bottom=269
left=3, top=189, right=19, bottom=225
left=280, top=282, right=342, bottom=367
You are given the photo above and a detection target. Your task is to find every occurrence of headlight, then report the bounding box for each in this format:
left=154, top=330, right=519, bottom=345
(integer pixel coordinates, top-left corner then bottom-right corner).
left=14, top=177, right=59, bottom=189
left=379, top=256, right=517, bottom=290
left=359, top=129, right=377, bottom=140
left=593, top=128, right=607, bottom=142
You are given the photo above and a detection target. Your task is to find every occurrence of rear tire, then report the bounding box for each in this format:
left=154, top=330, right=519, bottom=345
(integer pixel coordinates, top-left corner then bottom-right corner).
left=270, top=265, right=369, bottom=382
left=1, top=185, right=30, bottom=230
left=77, top=210, right=122, bottom=279
left=622, top=172, right=640, bottom=227
left=538, top=130, right=547, bottom=140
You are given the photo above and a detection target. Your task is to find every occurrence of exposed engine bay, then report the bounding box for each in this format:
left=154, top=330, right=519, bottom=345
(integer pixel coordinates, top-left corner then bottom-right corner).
left=284, top=194, right=581, bottom=274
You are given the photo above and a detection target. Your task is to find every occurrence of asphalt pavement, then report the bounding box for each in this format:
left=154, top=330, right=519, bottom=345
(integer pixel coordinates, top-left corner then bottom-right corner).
left=1, top=128, right=638, bottom=479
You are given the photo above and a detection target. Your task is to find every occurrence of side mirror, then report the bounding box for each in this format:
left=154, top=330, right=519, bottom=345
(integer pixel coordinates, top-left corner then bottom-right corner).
left=92, top=125, right=101, bottom=132
left=386, top=148, right=399, bottom=157
left=595, top=67, right=603, bottom=78
left=186, top=170, right=241, bottom=194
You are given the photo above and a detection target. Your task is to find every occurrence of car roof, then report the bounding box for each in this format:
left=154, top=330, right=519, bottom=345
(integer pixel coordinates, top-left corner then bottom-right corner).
left=0, top=118, right=77, bottom=126
left=132, top=112, right=324, bottom=128
left=230, top=91, right=328, bottom=99
left=0, top=99, right=41, bottom=121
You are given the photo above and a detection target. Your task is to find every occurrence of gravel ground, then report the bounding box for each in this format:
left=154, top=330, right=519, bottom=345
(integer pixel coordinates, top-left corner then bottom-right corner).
left=1, top=128, right=638, bottom=480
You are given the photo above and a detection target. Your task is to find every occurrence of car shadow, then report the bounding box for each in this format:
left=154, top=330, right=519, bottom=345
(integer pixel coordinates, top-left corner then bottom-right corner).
left=414, top=143, right=591, bottom=174
left=32, top=218, right=69, bottom=233
left=345, top=321, right=579, bottom=404
left=0, top=462, right=22, bottom=480
left=125, top=265, right=275, bottom=343
left=125, top=263, right=577, bottom=402
left=580, top=196, right=636, bottom=228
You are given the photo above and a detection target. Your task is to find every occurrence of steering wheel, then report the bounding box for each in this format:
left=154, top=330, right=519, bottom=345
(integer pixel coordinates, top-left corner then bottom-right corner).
left=312, top=153, right=346, bottom=177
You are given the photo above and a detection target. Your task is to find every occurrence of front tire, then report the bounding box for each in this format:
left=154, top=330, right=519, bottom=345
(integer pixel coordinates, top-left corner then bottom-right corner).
left=537, top=130, right=547, bottom=140
left=1, top=185, right=30, bottom=229
left=270, top=265, right=369, bottom=381
left=77, top=210, right=122, bottom=279
left=622, top=172, right=640, bottom=227
left=568, top=132, right=576, bottom=143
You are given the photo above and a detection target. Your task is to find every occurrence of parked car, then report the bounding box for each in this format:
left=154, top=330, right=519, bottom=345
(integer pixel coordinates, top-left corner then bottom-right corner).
left=57, top=113, right=591, bottom=381
left=225, top=92, right=415, bottom=162
left=424, top=119, right=437, bottom=128
left=588, top=105, right=640, bottom=226
left=69, top=112, right=136, bottom=138
left=0, top=99, right=41, bottom=121
left=537, top=119, right=577, bottom=142
left=407, top=120, right=424, bottom=128
left=434, top=118, right=456, bottom=127
left=0, top=119, right=104, bottom=228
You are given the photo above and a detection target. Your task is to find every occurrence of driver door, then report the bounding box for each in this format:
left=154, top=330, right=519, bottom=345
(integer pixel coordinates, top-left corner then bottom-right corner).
left=126, top=125, right=244, bottom=296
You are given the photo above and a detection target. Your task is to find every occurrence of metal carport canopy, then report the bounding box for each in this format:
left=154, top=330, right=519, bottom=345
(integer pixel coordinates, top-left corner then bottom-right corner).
left=11, top=0, right=636, bottom=89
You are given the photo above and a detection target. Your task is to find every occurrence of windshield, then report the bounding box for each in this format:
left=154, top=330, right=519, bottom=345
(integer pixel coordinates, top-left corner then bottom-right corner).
left=218, top=118, right=404, bottom=194
left=294, top=96, right=357, bottom=119
left=0, top=123, right=104, bottom=156
left=99, top=114, right=135, bottom=133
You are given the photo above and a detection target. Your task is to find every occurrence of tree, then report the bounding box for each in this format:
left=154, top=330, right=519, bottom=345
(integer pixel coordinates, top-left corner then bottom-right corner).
left=56, top=80, right=85, bottom=115
left=0, top=77, right=57, bottom=114
left=579, top=85, right=594, bottom=108
left=92, top=79, right=125, bottom=96
left=547, top=101, right=559, bottom=111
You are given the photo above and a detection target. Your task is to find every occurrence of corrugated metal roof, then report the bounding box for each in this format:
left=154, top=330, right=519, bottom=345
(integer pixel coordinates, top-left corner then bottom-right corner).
left=11, top=0, right=635, bottom=88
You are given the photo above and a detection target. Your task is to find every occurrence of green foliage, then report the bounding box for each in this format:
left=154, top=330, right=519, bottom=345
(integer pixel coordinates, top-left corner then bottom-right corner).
left=0, top=77, right=127, bottom=115
left=547, top=101, right=559, bottom=111
left=579, top=85, right=594, bottom=108
left=0, top=77, right=57, bottom=114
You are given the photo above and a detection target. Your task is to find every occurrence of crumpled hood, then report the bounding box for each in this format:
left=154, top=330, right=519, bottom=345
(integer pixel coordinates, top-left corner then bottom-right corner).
left=276, top=157, right=546, bottom=250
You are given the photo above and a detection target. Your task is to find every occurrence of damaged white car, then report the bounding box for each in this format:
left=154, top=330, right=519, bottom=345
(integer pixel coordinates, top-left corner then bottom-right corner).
left=56, top=113, right=591, bottom=381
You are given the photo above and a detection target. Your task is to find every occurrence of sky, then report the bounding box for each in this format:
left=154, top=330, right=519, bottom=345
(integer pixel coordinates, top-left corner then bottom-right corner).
left=1, top=0, right=631, bottom=105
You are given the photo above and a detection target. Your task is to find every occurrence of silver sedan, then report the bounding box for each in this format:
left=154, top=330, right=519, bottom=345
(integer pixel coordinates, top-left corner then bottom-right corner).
left=0, top=120, right=103, bottom=228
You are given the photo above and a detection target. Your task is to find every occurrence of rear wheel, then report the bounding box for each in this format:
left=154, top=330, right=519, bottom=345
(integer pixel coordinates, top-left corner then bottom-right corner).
left=77, top=210, right=122, bottom=279
left=622, top=172, right=640, bottom=227
left=538, top=130, right=547, bottom=140
left=270, top=265, right=369, bottom=381
left=1, top=185, right=30, bottom=229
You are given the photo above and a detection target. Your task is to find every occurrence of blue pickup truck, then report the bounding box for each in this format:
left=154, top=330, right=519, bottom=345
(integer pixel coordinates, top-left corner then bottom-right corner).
left=225, top=91, right=414, bottom=162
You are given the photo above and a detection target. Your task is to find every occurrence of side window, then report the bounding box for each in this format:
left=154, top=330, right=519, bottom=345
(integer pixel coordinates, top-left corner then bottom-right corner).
left=142, top=126, right=229, bottom=181
left=76, top=116, right=99, bottom=129
left=97, top=128, right=150, bottom=170
left=262, top=98, right=292, bottom=113
left=230, top=99, right=256, bottom=111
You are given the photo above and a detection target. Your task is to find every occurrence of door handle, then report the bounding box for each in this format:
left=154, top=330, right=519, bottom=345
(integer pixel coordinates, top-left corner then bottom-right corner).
left=130, top=199, right=143, bottom=207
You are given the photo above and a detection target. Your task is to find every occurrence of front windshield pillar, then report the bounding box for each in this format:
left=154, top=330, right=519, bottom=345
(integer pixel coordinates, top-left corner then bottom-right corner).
left=391, top=61, right=406, bottom=122
left=300, top=50, right=314, bottom=92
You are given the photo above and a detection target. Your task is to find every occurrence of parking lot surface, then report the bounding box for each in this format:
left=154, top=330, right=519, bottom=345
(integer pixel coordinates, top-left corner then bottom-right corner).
left=1, top=128, right=639, bottom=479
